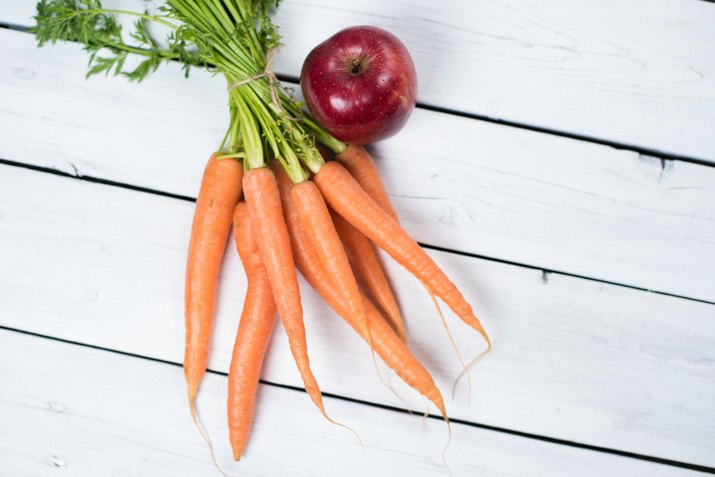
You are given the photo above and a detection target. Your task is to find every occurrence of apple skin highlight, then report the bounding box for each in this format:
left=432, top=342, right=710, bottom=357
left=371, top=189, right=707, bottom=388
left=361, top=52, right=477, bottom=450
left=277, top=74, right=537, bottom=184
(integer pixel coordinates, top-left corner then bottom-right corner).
left=301, top=26, right=418, bottom=145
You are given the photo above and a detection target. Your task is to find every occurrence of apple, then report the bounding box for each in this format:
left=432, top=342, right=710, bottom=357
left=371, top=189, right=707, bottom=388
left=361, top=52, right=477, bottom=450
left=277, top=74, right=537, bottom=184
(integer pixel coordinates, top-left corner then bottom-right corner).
left=300, top=26, right=418, bottom=145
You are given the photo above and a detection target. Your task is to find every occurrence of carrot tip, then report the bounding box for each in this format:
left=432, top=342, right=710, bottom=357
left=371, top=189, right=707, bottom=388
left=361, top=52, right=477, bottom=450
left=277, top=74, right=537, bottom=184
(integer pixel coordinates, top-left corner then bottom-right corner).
left=321, top=410, right=364, bottom=451
left=484, top=334, right=493, bottom=352
left=441, top=411, right=454, bottom=477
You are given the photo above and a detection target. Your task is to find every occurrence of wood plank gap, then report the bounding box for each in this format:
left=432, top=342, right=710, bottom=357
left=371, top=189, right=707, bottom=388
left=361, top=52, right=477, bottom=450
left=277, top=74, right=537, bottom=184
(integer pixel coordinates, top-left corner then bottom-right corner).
left=2, top=156, right=713, bottom=307
left=2, top=323, right=712, bottom=475
left=280, top=69, right=715, bottom=168
left=3, top=21, right=714, bottom=169
left=0, top=157, right=195, bottom=203
left=421, top=242, right=715, bottom=307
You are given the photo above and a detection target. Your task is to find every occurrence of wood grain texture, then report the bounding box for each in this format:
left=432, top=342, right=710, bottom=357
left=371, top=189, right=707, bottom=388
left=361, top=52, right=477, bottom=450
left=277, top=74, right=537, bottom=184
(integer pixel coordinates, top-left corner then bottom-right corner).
left=1, top=164, right=713, bottom=467
left=1, top=29, right=714, bottom=303
left=2, top=329, right=704, bottom=477
left=1, top=0, right=714, bottom=160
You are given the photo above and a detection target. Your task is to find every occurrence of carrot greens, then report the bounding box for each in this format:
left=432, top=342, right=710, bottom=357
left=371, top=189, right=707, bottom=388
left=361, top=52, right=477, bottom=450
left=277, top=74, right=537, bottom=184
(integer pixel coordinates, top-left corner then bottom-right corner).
left=33, top=0, right=338, bottom=182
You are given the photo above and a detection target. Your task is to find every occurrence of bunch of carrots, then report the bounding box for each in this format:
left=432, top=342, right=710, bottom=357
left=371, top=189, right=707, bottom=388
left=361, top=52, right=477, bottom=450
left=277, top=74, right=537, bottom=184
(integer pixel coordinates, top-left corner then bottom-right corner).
left=34, top=0, right=490, bottom=462
left=190, top=144, right=491, bottom=458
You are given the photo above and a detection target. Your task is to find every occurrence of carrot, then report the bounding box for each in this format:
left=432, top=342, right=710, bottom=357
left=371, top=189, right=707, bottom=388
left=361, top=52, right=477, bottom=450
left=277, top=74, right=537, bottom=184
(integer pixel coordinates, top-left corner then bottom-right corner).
left=185, top=154, right=243, bottom=410
left=314, top=161, right=490, bottom=350
left=228, top=202, right=277, bottom=460
left=331, top=210, right=407, bottom=342
left=335, top=144, right=399, bottom=222
left=290, top=180, right=367, bottom=332
left=334, top=146, right=476, bottom=394
left=289, top=171, right=383, bottom=404
left=272, top=162, right=445, bottom=415
left=241, top=167, right=329, bottom=418
left=329, top=146, right=407, bottom=340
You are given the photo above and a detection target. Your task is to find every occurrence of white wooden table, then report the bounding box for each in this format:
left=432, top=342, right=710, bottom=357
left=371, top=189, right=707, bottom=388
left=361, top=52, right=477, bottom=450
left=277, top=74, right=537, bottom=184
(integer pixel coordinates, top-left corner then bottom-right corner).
left=1, top=1, right=714, bottom=475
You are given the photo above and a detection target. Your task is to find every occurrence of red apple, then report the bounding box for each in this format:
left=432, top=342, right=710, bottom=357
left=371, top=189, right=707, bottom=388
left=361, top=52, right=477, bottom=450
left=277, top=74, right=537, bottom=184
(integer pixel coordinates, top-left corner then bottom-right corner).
left=300, top=26, right=418, bottom=145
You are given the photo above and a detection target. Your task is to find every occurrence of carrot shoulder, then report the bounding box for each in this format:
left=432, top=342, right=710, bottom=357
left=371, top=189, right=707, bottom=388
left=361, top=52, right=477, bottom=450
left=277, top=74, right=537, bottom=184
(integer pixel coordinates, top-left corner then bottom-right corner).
left=314, top=161, right=490, bottom=349
left=242, top=167, right=329, bottom=417
left=228, top=202, right=277, bottom=461
left=185, top=154, right=243, bottom=406
left=335, top=144, right=399, bottom=222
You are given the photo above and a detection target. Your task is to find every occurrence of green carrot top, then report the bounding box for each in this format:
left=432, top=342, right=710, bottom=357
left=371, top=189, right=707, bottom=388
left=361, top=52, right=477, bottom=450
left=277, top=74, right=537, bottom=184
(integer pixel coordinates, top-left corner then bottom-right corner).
left=33, top=0, right=343, bottom=182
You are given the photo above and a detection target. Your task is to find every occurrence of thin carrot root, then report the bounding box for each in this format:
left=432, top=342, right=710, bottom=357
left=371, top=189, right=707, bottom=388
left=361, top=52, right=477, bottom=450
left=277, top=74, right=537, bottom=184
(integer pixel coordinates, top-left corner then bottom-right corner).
left=433, top=392, right=453, bottom=477
left=303, top=379, right=363, bottom=449
left=420, top=396, right=430, bottom=420
left=426, top=386, right=452, bottom=477
left=367, top=342, right=410, bottom=413
left=451, top=346, right=491, bottom=401
left=325, top=413, right=365, bottom=451
left=426, top=288, right=473, bottom=404
left=189, top=394, right=228, bottom=477
left=377, top=369, right=417, bottom=416
left=442, top=417, right=454, bottom=477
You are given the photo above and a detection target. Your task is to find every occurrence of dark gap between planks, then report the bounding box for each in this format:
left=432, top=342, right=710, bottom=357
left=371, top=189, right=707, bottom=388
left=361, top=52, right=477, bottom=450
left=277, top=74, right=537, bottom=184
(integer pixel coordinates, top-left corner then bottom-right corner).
left=1, top=324, right=714, bottom=475
left=281, top=71, right=715, bottom=168
left=1, top=157, right=713, bottom=307
left=1, top=21, right=714, bottom=168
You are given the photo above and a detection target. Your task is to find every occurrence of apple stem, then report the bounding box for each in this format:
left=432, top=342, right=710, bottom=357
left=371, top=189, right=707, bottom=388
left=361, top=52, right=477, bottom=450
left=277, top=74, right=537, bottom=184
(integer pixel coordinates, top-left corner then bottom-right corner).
left=350, top=58, right=362, bottom=75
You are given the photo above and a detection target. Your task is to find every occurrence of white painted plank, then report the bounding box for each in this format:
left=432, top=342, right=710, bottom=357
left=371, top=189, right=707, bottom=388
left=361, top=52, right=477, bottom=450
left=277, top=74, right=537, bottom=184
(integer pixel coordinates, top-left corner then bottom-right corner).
left=1, top=330, right=701, bottom=477
left=2, top=0, right=714, bottom=160
left=1, top=28, right=714, bottom=302
left=1, top=164, right=714, bottom=466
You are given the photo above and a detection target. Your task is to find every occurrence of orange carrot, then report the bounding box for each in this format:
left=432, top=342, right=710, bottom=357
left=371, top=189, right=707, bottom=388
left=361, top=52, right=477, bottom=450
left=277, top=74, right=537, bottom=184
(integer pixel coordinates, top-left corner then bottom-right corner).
left=241, top=167, right=329, bottom=417
left=335, top=144, right=399, bottom=222
left=290, top=180, right=367, bottom=331
left=272, top=162, right=445, bottom=415
left=332, top=145, right=406, bottom=338
left=334, top=146, right=475, bottom=390
left=331, top=210, right=407, bottom=342
left=314, top=161, right=490, bottom=349
left=228, top=202, right=276, bottom=461
left=185, top=154, right=243, bottom=410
